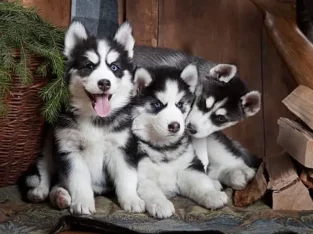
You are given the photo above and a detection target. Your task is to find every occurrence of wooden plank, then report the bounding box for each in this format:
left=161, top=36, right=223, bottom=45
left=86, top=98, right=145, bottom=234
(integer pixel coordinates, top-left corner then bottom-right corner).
left=21, top=0, right=71, bottom=28
left=158, top=0, right=264, bottom=157
left=118, top=0, right=125, bottom=25
left=125, top=0, right=158, bottom=47
left=283, top=85, right=313, bottom=130
left=265, top=151, right=298, bottom=190
left=262, top=29, right=297, bottom=157
left=277, top=118, right=313, bottom=168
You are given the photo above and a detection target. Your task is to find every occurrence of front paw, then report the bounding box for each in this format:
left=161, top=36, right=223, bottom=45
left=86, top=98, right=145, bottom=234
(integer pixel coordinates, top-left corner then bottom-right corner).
left=146, top=198, right=175, bottom=219
left=119, top=195, right=145, bottom=213
left=27, top=186, right=49, bottom=203
left=226, top=166, right=256, bottom=190
left=50, top=187, right=71, bottom=210
left=200, top=190, right=228, bottom=209
left=70, top=196, right=95, bottom=215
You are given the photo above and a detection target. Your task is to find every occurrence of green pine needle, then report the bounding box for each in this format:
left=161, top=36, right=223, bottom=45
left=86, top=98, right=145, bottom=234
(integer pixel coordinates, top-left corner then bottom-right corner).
left=36, top=61, right=49, bottom=77
left=0, top=1, right=66, bottom=123
left=0, top=101, right=8, bottom=116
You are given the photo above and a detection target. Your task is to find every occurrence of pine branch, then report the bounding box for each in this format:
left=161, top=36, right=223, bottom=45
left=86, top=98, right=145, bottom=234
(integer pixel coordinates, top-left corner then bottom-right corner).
left=40, top=78, right=69, bottom=122
left=13, top=44, right=32, bottom=85
left=0, top=1, right=66, bottom=123
left=36, top=61, right=49, bottom=77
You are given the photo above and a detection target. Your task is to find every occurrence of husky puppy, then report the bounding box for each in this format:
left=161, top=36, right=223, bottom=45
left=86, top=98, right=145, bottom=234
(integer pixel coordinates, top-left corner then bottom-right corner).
left=22, top=21, right=145, bottom=215
left=132, top=64, right=228, bottom=219
left=133, top=46, right=261, bottom=189
left=186, top=64, right=261, bottom=189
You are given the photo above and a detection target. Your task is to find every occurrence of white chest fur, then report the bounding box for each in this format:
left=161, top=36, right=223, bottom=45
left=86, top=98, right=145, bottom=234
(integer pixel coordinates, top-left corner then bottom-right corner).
left=138, top=144, right=194, bottom=198
left=78, top=119, right=130, bottom=191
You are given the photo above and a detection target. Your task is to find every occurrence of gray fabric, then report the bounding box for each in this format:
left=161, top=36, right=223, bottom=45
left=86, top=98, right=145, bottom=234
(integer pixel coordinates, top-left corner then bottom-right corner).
left=71, top=0, right=119, bottom=37
left=1, top=186, right=313, bottom=234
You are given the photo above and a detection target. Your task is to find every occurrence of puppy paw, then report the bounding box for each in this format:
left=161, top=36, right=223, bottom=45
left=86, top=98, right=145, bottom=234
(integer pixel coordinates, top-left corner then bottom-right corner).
left=226, top=166, right=256, bottom=190
left=50, top=187, right=71, bottom=210
left=201, top=190, right=228, bottom=209
left=27, top=186, right=49, bottom=203
left=119, top=195, right=145, bottom=213
left=70, top=196, right=95, bottom=215
left=25, top=175, right=40, bottom=188
left=146, top=198, right=175, bottom=219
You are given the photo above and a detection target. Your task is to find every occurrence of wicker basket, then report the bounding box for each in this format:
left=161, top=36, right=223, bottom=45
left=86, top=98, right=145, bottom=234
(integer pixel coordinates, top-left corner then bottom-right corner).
left=0, top=52, right=48, bottom=187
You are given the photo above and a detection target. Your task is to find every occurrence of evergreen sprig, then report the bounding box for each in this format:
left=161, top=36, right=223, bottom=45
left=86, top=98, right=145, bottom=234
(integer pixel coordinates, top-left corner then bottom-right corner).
left=0, top=1, right=68, bottom=123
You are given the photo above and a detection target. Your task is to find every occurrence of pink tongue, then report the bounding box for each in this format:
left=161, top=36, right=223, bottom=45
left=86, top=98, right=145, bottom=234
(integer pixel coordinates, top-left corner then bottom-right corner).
left=94, top=95, right=111, bottom=117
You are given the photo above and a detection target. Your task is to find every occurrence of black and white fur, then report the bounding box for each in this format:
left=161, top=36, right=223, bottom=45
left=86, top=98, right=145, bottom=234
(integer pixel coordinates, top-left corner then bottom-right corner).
left=21, top=21, right=145, bottom=215
left=186, top=64, right=261, bottom=189
left=132, top=47, right=261, bottom=190
left=132, top=65, right=228, bottom=219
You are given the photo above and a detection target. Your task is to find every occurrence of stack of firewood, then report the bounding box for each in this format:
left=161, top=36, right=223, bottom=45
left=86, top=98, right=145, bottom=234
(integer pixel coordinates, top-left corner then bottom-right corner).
left=234, top=85, right=313, bottom=210
left=273, top=85, right=313, bottom=210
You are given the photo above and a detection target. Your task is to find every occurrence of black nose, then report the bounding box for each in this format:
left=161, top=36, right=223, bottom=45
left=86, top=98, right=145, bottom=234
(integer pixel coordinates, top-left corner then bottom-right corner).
left=98, top=79, right=111, bottom=91
left=187, top=123, right=197, bottom=135
left=168, top=122, right=180, bottom=133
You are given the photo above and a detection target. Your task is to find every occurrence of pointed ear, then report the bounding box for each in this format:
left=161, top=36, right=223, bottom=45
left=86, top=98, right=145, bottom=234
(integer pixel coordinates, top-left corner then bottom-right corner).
left=181, top=64, right=198, bottom=93
left=134, top=68, right=152, bottom=94
left=241, top=91, right=261, bottom=117
left=114, top=22, right=135, bottom=58
left=209, top=64, right=237, bottom=83
left=64, top=21, right=88, bottom=58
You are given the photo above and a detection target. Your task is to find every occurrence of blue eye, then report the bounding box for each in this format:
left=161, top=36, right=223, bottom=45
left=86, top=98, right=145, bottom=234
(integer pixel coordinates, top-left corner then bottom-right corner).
left=177, top=101, right=184, bottom=109
left=151, top=101, right=162, bottom=110
left=110, top=64, right=119, bottom=72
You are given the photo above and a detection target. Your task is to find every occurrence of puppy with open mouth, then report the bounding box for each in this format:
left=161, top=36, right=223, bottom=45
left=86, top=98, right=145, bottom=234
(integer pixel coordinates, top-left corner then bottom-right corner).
left=21, top=21, right=145, bottom=215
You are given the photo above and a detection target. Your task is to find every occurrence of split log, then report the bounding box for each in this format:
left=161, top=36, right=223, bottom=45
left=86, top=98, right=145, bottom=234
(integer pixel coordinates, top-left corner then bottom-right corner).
left=234, top=163, right=267, bottom=207
left=265, top=152, right=298, bottom=190
left=277, top=118, right=313, bottom=168
left=265, top=152, right=313, bottom=210
left=282, top=85, right=313, bottom=130
left=272, top=179, right=313, bottom=210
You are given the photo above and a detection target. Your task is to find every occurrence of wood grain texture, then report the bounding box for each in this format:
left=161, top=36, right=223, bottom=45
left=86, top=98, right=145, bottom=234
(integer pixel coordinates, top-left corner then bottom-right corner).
left=262, top=29, right=297, bottom=157
left=264, top=13, right=313, bottom=90
left=126, top=0, right=158, bottom=47
left=272, top=179, right=313, bottom=211
left=118, top=0, right=126, bottom=24
left=21, top=0, right=71, bottom=28
left=265, top=152, right=298, bottom=191
left=277, top=118, right=313, bottom=168
left=234, top=163, right=267, bottom=207
left=250, top=0, right=296, bottom=19
left=158, top=0, right=264, bottom=157
left=283, top=85, right=313, bottom=130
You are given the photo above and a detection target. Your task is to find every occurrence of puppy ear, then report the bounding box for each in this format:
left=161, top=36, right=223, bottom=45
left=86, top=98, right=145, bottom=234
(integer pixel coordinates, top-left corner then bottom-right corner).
left=64, top=21, right=88, bottom=59
left=209, top=64, right=237, bottom=83
left=181, top=64, right=198, bottom=93
left=241, top=91, right=261, bottom=117
left=134, top=68, right=152, bottom=94
left=114, top=22, right=135, bottom=58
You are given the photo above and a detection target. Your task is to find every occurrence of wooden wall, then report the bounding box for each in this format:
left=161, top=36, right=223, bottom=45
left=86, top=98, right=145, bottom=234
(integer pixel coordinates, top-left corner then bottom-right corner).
left=18, top=0, right=71, bottom=28
left=120, top=0, right=297, bottom=158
